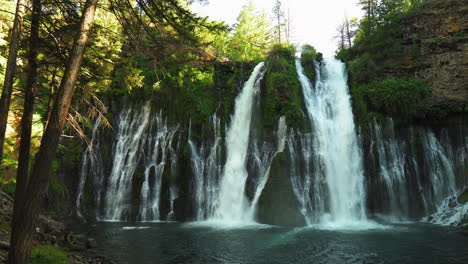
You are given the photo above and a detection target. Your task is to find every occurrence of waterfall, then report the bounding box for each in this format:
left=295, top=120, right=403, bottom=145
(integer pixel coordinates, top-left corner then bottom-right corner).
left=367, top=119, right=466, bottom=224
left=167, top=135, right=180, bottom=221
left=370, top=119, right=409, bottom=220
left=249, top=116, right=288, bottom=217
left=421, top=130, right=457, bottom=208
left=138, top=112, right=178, bottom=222
left=215, top=62, right=266, bottom=223
left=76, top=116, right=103, bottom=219
left=104, top=103, right=152, bottom=220
left=189, top=115, right=223, bottom=220
left=287, top=131, right=322, bottom=225
left=99, top=104, right=178, bottom=221
left=295, top=58, right=367, bottom=226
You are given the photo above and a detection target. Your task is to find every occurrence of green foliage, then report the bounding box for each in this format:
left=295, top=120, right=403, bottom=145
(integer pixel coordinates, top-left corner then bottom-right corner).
left=348, top=52, right=377, bottom=84
left=0, top=180, right=15, bottom=197
left=458, top=189, right=468, bottom=204
left=300, top=44, right=322, bottom=84
left=224, top=2, right=273, bottom=62
left=0, top=152, right=17, bottom=196
left=30, top=246, right=68, bottom=264
left=57, top=139, right=84, bottom=170
left=355, top=77, right=431, bottom=121
left=262, top=44, right=304, bottom=129
left=336, top=1, right=438, bottom=123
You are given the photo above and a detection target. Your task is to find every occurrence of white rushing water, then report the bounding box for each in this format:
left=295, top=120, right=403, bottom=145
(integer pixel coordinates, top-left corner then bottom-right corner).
left=101, top=104, right=179, bottom=221
left=295, top=58, right=367, bottom=227
left=138, top=113, right=178, bottom=221
left=287, top=131, right=321, bottom=225
left=370, top=119, right=410, bottom=220
left=368, top=119, right=466, bottom=225
left=249, top=116, right=288, bottom=217
left=104, top=103, right=152, bottom=220
left=76, top=116, right=103, bottom=219
left=214, top=62, right=266, bottom=223
left=189, top=115, right=223, bottom=220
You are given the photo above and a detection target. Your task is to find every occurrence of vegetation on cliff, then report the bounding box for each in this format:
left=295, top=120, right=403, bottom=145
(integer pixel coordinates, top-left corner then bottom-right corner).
left=262, top=44, right=304, bottom=130
left=300, top=44, right=322, bottom=85
left=0, top=0, right=299, bottom=261
left=336, top=0, right=466, bottom=124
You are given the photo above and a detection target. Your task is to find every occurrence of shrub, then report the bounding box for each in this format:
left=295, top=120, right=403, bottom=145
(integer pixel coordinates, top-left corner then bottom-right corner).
left=0, top=180, right=16, bottom=196
left=262, top=44, right=304, bottom=129
left=30, top=246, right=68, bottom=264
left=300, top=44, right=322, bottom=83
left=357, top=77, right=431, bottom=121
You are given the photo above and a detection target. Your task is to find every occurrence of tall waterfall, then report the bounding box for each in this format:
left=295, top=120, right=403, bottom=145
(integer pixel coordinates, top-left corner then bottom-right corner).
left=215, top=62, right=266, bottom=223
left=295, top=58, right=367, bottom=226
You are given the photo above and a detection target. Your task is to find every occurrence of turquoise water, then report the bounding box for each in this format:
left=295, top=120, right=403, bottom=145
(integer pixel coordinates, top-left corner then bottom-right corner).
left=84, top=222, right=468, bottom=264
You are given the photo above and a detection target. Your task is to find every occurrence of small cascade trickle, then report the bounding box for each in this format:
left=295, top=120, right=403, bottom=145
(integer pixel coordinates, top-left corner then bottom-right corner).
left=249, top=116, right=288, bottom=217
left=76, top=116, right=103, bottom=219
left=215, top=62, right=266, bottom=223
left=138, top=113, right=178, bottom=222
left=167, top=135, right=180, bottom=221
left=367, top=119, right=466, bottom=224
left=287, top=131, right=322, bottom=225
left=104, top=103, right=152, bottom=221
left=370, top=119, right=409, bottom=220
left=421, top=130, right=457, bottom=209
left=189, top=115, right=223, bottom=220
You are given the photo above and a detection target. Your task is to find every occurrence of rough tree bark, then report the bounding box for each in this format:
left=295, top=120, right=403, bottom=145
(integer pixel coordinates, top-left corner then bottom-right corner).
left=7, top=0, right=99, bottom=263
left=10, top=0, right=42, bottom=250
left=0, top=0, right=26, bottom=163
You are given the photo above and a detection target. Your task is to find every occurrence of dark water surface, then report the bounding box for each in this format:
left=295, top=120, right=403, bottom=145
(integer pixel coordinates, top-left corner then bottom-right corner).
left=84, top=222, right=468, bottom=264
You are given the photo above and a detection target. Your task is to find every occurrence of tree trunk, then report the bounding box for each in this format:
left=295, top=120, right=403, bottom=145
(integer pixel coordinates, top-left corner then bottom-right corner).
left=10, top=0, right=42, bottom=252
left=7, top=1, right=99, bottom=263
left=345, top=17, right=352, bottom=48
left=0, top=0, right=26, bottom=163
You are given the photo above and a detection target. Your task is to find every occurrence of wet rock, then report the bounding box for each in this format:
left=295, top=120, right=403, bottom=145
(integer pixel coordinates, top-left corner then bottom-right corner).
left=457, top=188, right=468, bottom=204
left=86, top=238, right=98, bottom=249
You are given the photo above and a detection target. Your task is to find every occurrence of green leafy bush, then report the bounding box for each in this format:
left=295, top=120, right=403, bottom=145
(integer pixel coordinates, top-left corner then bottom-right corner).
left=262, top=44, right=304, bottom=129
left=356, top=77, right=431, bottom=121
left=30, top=246, right=68, bottom=264
left=0, top=180, right=15, bottom=196
left=300, top=44, right=322, bottom=83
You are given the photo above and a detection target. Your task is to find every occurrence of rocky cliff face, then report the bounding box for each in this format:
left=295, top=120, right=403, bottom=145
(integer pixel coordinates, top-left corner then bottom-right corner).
left=395, top=0, right=467, bottom=109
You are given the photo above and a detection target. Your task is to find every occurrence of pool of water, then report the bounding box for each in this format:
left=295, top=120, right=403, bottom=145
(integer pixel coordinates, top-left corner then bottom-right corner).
left=83, top=222, right=468, bottom=264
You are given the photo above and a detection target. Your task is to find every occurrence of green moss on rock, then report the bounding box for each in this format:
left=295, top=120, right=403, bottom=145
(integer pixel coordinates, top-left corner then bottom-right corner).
left=261, top=44, right=305, bottom=130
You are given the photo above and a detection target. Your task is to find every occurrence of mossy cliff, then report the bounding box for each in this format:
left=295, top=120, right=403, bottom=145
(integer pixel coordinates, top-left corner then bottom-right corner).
left=260, top=44, right=307, bottom=131
left=340, top=0, right=468, bottom=124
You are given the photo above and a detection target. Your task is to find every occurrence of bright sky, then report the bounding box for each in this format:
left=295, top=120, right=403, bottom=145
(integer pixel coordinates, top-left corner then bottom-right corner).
left=191, top=0, right=363, bottom=57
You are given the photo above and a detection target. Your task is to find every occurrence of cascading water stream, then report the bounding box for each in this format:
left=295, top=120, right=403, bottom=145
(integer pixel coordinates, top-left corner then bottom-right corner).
left=167, top=135, right=180, bottom=221
left=104, top=103, right=152, bottom=221
left=214, top=62, right=266, bottom=223
left=249, top=116, right=288, bottom=217
left=76, top=116, right=103, bottom=219
left=138, top=113, right=178, bottom=221
left=287, top=131, right=321, bottom=225
left=370, top=119, right=409, bottom=220
left=295, top=58, right=367, bottom=226
left=189, top=115, right=223, bottom=220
